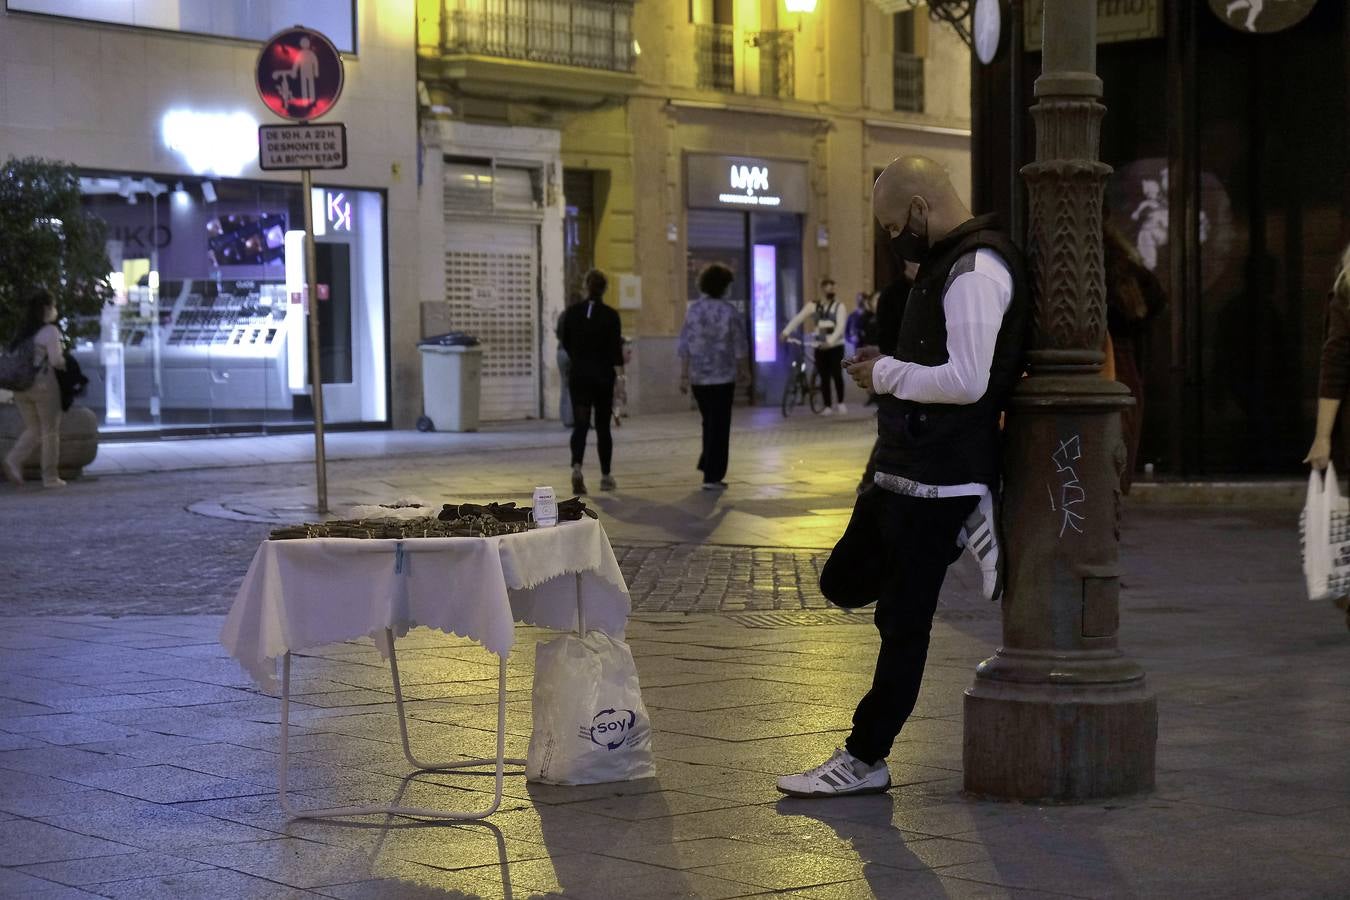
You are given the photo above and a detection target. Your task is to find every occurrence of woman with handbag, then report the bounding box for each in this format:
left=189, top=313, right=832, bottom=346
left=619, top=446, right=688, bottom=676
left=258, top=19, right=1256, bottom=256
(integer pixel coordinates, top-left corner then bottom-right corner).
left=4, top=288, right=67, bottom=488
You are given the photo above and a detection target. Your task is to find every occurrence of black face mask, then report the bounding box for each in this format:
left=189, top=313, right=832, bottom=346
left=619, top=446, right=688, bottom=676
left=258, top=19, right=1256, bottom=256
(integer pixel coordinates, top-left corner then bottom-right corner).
left=890, top=212, right=930, bottom=265
left=825, top=291, right=836, bottom=301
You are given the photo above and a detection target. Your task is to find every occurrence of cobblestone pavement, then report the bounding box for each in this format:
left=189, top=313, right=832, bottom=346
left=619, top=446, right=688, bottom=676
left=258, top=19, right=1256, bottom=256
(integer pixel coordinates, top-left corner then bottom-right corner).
left=0, top=411, right=886, bottom=618
left=4, top=415, right=1350, bottom=897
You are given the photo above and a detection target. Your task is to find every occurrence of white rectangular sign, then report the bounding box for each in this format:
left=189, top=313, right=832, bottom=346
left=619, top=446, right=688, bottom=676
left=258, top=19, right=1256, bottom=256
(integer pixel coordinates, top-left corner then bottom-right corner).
left=258, top=123, right=348, bottom=171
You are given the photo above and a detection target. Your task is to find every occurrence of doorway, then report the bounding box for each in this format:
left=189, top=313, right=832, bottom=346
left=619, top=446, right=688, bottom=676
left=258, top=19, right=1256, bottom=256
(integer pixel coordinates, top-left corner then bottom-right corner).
left=686, top=209, right=803, bottom=404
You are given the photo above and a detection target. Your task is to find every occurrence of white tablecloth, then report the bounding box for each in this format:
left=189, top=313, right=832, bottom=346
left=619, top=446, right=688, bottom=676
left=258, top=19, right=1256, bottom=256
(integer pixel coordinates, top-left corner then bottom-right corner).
left=221, top=517, right=630, bottom=692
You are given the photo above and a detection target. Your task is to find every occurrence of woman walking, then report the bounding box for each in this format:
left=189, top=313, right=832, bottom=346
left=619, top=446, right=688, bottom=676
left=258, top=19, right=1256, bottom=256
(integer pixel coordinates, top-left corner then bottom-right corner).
left=3, top=288, right=67, bottom=488
left=1305, top=243, right=1350, bottom=472
left=678, top=264, right=749, bottom=490
left=559, top=269, right=624, bottom=495
left=1304, top=243, right=1350, bottom=622
left=781, top=277, right=849, bottom=415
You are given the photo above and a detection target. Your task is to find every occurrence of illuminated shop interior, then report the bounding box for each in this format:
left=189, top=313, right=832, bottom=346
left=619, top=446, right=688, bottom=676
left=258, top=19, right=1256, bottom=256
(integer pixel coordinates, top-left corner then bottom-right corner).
left=75, top=172, right=388, bottom=434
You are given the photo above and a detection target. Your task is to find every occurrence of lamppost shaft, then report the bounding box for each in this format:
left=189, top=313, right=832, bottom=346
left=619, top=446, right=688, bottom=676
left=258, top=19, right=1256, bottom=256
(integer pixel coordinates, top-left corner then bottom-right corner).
left=962, top=0, right=1157, bottom=802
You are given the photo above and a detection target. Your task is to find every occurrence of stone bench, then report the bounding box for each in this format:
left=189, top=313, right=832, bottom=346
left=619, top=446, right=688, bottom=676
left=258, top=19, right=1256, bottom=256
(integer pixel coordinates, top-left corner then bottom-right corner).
left=0, top=403, right=100, bottom=480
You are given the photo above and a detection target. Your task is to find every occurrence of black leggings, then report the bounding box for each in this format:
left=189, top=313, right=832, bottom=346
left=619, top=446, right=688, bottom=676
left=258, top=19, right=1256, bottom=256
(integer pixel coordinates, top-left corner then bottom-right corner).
left=815, top=345, right=846, bottom=407
left=569, top=378, right=614, bottom=474
left=692, top=382, right=735, bottom=483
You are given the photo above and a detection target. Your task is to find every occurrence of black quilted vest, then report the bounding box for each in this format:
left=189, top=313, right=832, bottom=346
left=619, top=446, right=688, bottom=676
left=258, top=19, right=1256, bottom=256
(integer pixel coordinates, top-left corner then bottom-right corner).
left=873, top=214, right=1030, bottom=486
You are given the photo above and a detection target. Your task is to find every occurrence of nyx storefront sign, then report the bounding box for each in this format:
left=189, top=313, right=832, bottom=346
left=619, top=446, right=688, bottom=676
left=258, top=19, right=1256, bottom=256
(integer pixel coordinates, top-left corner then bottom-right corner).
left=686, top=154, right=809, bottom=213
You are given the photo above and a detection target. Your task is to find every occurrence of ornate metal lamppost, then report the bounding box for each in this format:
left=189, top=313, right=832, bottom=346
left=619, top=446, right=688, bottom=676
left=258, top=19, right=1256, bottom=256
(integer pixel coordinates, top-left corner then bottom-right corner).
left=960, top=0, right=1159, bottom=800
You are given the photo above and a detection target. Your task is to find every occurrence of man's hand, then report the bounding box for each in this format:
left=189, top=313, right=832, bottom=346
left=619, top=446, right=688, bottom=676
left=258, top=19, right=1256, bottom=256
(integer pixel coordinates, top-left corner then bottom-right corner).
left=1305, top=435, right=1332, bottom=470
left=679, top=374, right=690, bottom=395
left=847, top=356, right=882, bottom=392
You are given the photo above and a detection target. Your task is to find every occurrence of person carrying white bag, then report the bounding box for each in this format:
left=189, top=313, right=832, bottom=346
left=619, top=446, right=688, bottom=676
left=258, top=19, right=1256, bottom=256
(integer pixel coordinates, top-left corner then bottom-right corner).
left=1302, top=242, right=1350, bottom=628
left=526, top=630, right=656, bottom=785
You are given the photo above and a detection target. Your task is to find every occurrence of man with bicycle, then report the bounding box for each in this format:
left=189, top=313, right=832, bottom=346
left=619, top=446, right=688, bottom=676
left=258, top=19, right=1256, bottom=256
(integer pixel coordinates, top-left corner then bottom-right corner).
left=781, top=278, right=850, bottom=416
left=777, top=156, right=1029, bottom=799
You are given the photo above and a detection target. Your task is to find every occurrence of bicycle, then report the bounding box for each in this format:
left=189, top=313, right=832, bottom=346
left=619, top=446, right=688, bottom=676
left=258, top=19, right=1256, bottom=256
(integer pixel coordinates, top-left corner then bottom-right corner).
left=781, top=336, right=824, bottom=417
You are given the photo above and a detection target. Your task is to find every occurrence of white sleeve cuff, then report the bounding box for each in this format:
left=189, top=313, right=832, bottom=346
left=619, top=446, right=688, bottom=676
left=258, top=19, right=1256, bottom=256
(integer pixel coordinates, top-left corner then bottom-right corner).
left=872, top=356, right=906, bottom=396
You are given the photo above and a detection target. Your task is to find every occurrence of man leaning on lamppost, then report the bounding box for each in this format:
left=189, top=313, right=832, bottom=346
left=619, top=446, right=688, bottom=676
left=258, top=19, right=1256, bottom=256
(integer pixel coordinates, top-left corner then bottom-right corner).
left=776, top=156, right=1030, bottom=798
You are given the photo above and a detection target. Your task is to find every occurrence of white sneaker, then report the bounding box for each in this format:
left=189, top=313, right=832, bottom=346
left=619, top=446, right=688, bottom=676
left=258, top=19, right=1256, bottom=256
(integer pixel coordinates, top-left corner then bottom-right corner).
left=958, top=489, right=1003, bottom=603
left=776, top=747, right=890, bottom=799
left=835, top=403, right=848, bottom=415
left=820, top=406, right=834, bottom=417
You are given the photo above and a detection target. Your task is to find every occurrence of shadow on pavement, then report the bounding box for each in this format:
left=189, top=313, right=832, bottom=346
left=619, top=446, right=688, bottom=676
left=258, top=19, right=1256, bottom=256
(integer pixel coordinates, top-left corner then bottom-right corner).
left=775, top=794, right=951, bottom=895
left=589, top=487, right=736, bottom=543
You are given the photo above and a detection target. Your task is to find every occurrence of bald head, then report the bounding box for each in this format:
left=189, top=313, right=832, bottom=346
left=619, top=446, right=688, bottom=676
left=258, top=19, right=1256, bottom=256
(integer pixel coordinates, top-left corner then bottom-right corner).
left=873, top=156, right=971, bottom=245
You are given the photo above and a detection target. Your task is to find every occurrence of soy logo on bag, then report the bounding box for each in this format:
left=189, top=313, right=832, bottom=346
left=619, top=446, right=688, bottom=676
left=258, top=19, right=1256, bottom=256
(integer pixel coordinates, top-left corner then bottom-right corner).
left=578, top=707, right=639, bottom=750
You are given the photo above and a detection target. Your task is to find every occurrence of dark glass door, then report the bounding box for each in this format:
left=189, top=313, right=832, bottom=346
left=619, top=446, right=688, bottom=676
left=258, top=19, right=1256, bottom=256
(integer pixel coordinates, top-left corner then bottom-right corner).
left=315, top=242, right=353, bottom=385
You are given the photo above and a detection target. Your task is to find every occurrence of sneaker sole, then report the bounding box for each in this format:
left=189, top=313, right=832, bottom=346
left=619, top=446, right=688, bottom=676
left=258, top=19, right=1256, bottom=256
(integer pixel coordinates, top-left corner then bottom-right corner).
left=776, top=778, right=891, bottom=799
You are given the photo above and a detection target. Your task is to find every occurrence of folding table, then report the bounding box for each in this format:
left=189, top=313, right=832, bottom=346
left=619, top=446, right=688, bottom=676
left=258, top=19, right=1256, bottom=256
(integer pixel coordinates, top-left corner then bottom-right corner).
left=221, top=516, right=630, bottom=820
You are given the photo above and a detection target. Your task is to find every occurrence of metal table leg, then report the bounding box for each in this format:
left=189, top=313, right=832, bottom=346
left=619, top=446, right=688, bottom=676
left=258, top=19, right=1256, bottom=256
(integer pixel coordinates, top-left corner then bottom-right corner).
left=277, top=630, right=524, bottom=821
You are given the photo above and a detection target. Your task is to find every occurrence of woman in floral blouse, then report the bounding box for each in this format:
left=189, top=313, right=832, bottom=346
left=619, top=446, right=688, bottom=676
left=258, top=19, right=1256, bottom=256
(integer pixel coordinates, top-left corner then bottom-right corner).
left=678, top=264, right=750, bottom=490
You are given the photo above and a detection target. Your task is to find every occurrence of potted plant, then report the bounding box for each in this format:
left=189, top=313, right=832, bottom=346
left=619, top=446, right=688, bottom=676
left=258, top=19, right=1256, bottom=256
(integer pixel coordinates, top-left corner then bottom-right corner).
left=0, top=157, right=114, bottom=478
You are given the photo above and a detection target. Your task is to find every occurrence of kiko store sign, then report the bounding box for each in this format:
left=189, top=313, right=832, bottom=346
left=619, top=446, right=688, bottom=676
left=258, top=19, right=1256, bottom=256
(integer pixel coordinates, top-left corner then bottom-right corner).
left=686, top=154, right=809, bottom=214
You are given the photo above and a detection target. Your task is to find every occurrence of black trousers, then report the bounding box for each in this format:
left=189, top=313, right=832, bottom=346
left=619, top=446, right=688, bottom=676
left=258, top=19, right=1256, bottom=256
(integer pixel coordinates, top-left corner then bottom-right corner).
left=692, top=382, right=735, bottom=483
left=569, top=377, right=614, bottom=474
left=819, top=487, right=977, bottom=765
left=816, top=345, right=846, bottom=407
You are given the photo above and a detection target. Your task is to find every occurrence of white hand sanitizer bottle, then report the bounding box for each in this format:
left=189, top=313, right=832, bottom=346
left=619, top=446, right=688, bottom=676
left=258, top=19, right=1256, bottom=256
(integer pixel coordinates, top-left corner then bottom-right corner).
left=532, top=486, right=558, bottom=527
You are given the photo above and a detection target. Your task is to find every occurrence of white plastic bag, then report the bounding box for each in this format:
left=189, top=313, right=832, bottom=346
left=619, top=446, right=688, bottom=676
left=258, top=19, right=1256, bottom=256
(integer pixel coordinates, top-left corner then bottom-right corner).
left=1301, top=462, right=1350, bottom=602
left=526, top=631, right=656, bottom=785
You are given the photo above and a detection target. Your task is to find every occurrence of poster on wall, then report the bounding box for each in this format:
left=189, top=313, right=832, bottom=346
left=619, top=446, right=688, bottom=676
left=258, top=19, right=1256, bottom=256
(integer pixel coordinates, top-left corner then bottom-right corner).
left=1104, top=159, right=1234, bottom=293
left=1207, top=0, right=1318, bottom=34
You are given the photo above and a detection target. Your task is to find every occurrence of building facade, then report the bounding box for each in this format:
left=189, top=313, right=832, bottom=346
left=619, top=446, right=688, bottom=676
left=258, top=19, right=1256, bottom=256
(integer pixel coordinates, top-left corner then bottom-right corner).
left=0, top=1, right=420, bottom=435
left=416, top=0, right=974, bottom=418
left=972, top=0, right=1349, bottom=476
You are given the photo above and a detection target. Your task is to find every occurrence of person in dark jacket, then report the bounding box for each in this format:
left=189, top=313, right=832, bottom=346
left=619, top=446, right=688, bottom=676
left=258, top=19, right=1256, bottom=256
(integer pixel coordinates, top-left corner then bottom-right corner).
left=1305, top=244, right=1350, bottom=474
left=777, top=156, right=1030, bottom=800
left=559, top=269, right=624, bottom=494
left=1304, top=245, right=1350, bottom=620
left=1103, top=220, right=1166, bottom=493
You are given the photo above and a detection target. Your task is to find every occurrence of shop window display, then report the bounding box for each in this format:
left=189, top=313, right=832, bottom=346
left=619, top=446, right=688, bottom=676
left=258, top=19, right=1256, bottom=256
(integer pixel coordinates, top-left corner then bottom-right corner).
left=74, top=172, right=387, bottom=434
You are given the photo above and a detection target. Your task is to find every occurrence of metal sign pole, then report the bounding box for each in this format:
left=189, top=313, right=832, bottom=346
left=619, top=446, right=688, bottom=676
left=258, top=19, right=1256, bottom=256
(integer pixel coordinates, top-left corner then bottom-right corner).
left=256, top=25, right=344, bottom=517
left=301, top=166, right=328, bottom=515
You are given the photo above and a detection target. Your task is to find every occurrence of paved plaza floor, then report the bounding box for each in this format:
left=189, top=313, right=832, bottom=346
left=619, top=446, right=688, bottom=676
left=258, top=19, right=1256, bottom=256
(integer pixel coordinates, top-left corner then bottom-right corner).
left=1, top=409, right=1348, bottom=898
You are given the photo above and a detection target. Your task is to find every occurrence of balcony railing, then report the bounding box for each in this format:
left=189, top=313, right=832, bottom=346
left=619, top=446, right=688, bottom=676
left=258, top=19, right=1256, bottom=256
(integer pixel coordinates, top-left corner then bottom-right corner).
left=696, top=24, right=735, bottom=92
left=893, top=51, right=925, bottom=113
left=749, top=30, right=794, bottom=99
left=440, top=0, right=636, bottom=73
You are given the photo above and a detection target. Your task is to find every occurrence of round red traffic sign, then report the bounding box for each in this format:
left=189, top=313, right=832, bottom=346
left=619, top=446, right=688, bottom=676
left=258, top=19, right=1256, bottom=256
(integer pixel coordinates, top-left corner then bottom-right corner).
left=256, top=27, right=344, bottom=122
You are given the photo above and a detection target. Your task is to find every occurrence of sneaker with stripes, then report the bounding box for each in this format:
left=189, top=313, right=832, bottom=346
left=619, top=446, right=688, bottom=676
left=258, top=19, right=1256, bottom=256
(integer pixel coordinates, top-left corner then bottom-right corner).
left=776, top=747, right=890, bottom=798
left=958, top=489, right=1003, bottom=603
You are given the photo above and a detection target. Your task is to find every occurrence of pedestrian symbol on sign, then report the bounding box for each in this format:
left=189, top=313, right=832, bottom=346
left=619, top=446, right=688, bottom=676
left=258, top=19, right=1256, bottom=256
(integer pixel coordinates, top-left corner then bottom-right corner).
left=256, top=28, right=344, bottom=122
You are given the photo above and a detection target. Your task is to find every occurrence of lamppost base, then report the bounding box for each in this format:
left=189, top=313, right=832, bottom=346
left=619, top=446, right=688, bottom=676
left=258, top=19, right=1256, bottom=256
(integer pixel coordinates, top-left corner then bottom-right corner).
left=963, top=668, right=1157, bottom=802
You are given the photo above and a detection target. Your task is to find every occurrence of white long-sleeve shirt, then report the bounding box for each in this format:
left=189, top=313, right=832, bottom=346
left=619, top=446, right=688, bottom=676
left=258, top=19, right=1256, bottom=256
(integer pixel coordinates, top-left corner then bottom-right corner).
left=872, top=248, right=1013, bottom=405
left=781, top=299, right=848, bottom=349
